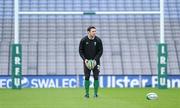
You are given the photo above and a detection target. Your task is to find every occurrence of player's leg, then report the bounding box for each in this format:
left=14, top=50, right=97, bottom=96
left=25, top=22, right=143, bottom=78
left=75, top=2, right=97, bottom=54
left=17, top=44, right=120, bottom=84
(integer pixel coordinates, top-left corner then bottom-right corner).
left=84, top=64, right=91, bottom=98
left=93, top=65, right=100, bottom=97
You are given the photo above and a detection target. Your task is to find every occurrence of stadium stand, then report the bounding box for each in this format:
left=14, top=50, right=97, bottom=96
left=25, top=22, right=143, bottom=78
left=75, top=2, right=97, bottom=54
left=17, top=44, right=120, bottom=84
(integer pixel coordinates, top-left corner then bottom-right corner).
left=0, top=0, right=179, bottom=75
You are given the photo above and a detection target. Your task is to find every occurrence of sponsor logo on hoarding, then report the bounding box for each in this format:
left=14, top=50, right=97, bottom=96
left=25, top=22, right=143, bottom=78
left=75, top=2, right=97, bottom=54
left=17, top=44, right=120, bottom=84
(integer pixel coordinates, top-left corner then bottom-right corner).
left=0, top=75, right=180, bottom=88
left=21, top=77, right=29, bottom=88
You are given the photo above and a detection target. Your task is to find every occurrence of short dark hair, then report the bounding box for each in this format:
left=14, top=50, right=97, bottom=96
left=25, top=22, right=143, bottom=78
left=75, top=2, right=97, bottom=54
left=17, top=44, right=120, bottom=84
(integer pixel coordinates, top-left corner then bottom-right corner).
left=87, top=26, right=96, bottom=32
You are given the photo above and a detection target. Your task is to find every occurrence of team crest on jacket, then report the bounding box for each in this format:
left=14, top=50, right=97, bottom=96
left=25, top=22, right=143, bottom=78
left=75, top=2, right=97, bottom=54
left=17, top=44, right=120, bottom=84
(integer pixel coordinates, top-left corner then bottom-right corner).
left=94, top=42, right=96, bottom=46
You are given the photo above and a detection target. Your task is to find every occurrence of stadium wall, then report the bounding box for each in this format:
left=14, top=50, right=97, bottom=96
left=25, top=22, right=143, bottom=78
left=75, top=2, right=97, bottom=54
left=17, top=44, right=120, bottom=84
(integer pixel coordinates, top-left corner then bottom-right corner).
left=0, top=75, right=180, bottom=88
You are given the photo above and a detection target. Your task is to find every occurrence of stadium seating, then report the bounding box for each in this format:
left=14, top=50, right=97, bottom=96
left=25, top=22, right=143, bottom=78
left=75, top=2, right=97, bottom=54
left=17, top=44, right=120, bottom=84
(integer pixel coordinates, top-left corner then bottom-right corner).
left=0, top=0, right=179, bottom=75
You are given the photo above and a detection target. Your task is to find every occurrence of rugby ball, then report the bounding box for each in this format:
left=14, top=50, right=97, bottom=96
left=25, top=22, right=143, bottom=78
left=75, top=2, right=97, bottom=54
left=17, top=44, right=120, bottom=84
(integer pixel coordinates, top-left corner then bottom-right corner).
left=85, top=59, right=96, bottom=70
left=146, top=92, right=158, bottom=100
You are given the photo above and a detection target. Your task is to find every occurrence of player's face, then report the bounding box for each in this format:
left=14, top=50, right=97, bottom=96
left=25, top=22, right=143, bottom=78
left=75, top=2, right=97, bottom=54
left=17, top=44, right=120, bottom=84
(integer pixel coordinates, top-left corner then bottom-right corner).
left=88, top=28, right=96, bottom=38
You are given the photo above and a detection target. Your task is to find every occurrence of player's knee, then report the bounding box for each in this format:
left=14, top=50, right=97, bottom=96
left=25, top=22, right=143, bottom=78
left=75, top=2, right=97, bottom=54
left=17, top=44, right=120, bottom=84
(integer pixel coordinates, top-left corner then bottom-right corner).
left=94, top=76, right=98, bottom=80
left=85, top=76, right=90, bottom=80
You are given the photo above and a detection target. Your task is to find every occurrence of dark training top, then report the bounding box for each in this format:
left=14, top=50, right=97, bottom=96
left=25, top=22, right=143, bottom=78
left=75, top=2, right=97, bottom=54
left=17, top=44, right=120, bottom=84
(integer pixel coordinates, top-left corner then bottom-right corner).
left=79, top=36, right=103, bottom=65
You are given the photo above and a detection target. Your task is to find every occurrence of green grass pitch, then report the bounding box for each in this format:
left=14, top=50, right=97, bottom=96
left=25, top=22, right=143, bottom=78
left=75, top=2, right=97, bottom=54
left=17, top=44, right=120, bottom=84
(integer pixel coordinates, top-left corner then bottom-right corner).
left=0, top=88, right=179, bottom=108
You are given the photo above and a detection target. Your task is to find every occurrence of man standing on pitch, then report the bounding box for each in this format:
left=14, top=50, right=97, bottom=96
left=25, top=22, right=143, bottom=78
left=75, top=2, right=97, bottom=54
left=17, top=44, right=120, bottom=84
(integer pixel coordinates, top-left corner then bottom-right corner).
left=79, top=26, right=103, bottom=98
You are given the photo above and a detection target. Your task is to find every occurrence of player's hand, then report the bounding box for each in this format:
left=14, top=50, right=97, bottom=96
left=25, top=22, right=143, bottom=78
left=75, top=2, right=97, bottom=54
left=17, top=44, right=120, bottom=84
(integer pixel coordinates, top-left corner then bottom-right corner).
left=84, top=59, right=88, bottom=64
left=85, top=59, right=91, bottom=70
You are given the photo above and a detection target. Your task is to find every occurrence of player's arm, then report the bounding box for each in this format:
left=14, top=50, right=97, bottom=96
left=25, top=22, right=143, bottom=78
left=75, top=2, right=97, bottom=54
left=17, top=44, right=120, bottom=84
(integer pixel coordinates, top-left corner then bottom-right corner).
left=79, top=39, right=86, bottom=61
left=79, top=39, right=92, bottom=69
left=94, top=39, right=103, bottom=61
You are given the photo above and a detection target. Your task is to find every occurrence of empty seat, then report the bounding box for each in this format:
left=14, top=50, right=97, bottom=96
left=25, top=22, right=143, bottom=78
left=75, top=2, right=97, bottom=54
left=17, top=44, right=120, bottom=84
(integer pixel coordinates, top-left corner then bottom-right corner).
left=0, top=0, right=180, bottom=75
